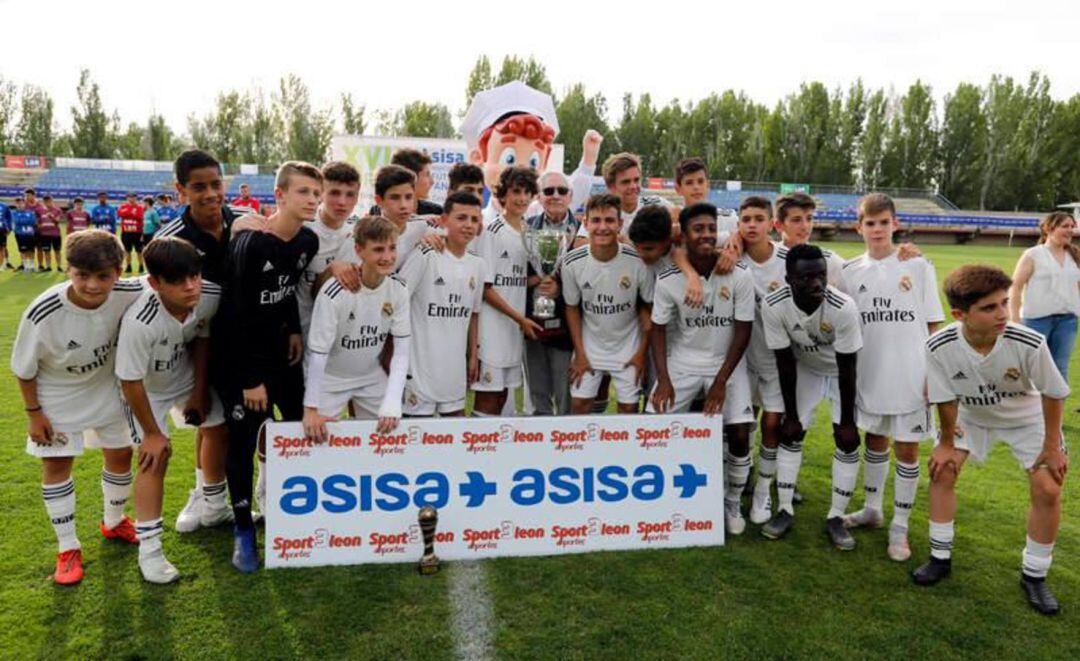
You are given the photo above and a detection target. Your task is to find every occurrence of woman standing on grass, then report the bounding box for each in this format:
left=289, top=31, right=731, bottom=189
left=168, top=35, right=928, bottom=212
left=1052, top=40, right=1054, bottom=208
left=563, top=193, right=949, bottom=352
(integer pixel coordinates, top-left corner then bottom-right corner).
left=1009, top=211, right=1080, bottom=379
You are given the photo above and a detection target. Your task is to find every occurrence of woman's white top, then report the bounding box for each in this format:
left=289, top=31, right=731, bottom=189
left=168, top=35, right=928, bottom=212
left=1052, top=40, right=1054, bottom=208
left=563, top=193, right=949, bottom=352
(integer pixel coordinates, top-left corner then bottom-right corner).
left=1020, top=244, right=1080, bottom=318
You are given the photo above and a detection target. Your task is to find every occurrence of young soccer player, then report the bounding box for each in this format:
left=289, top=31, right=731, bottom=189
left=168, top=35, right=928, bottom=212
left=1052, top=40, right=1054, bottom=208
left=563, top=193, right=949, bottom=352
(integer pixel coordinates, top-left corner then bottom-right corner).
left=38, top=196, right=64, bottom=271
left=563, top=193, right=654, bottom=414
left=392, top=148, right=442, bottom=216
left=397, top=192, right=485, bottom=417
left=13, top=197, right=38, bottom=271
left=119, top=193, right=145, bottom=273
left=297, top=161, right=363, bottom=336
left=372, top=165, right=436, bottom=270
left=472, top=166, right=543, bottom=416
left=838, top=194, right=944, bottom=561
left=303, top=216, right=410, bottom=439
left=216, top=162, right=320, bottom=572
left=66, top=197, right=91, bottom=233
left=156, top=149, right=254, bottom=532
left=772, top=193, right=844, bottom=285
left=115, top=237, right=228, bottom=583
left=24, top=189, right=47, bottom=270
left=736, top=196, right=788, bottom=524
left=913, top=265, right=1069, bottom=616
left=761, top=244, right=863, bottom=547
left=155, top=194, right=179, bottom=225
left=91, top=192, right=118, bottom=233
left=649, top=202, right=756, bottom=533
left=448, top=162, right=486, bottom=200
left=11, top=230, right=145, bottom=585
left=673, top=157, right=738, bottom=242
left=575, top=152, right=672, bottom=244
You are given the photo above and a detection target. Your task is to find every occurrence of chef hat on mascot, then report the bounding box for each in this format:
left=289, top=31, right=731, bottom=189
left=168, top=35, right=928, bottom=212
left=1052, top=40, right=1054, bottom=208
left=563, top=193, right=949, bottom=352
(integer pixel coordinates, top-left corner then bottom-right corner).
left=460, top=81, right=560, bottom=190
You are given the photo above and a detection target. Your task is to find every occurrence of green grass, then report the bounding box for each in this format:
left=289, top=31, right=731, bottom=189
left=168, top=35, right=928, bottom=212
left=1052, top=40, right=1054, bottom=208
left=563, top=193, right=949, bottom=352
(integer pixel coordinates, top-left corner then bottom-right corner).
left=0, top=241, right=1077, bottom=659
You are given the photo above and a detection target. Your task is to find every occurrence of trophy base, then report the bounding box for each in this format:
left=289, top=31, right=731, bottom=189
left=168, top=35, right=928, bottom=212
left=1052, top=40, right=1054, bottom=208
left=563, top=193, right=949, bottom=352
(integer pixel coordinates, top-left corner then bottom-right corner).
left=418, top=555, right=441, bottom=575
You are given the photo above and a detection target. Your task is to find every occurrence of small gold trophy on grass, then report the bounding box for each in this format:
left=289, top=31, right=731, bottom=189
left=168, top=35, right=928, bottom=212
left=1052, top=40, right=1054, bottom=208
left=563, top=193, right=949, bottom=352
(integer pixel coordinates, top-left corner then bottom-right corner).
left=418, top=506, right=440, bottom=575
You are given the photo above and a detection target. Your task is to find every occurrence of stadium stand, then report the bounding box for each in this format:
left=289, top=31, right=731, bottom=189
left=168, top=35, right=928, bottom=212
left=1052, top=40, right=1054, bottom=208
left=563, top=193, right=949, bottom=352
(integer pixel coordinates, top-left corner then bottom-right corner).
left=227, top=174, right=275, bottom=199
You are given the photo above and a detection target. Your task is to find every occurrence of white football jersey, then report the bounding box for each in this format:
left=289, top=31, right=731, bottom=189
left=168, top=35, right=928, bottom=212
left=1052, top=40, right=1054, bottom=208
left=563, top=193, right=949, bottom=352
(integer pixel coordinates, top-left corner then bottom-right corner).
left=774, top=242, right=844, bottom=287
left=575, top=195, right=672, bottom=239
left=11, top=279, right=145, bottom=428
left=397, top=244, right=485, bottom=403
left=306, top=275, right=411, bottom=393
left=561, top=244, right=654, bottom=371
left=762, top=284, right=863, bottom=377
left=115, top=283, right=220, bottom=400
left=651, top=263, right=755, bottom=377
left=926, top=322, right=1070, bottom=429
left=738, top=243, right=787, bottom=377
left=297, top=218, right=355, bottom=336
left=644, top=252, right=675, bottom=283
left=841, top=252, right=945, bottom=414
left=475, top=216, right=529, bottom=368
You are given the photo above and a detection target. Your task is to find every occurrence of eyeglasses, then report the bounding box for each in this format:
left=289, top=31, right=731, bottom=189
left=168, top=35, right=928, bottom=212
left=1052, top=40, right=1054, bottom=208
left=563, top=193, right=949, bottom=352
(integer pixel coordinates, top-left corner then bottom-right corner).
left=542, top=187, right=570, bottom=196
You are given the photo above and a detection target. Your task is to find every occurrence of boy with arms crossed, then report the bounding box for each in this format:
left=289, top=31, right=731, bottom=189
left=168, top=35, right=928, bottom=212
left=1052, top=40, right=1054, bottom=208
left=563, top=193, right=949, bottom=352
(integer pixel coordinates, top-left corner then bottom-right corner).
left=649, top=202, right=756, bottom=533
left=216, top=162, right=320, bottom=572
left=839, top=194, right=944, bottom=561
left=303, top=216, right=410, bottom=439
left=12, top=230, right=145, bottom=584
left=913, top=265, right=1069, bottom=615
left=398, top=192, right=485, bottom=417
left=115, top=237, right=228, bottom=583
left=761, top=244, right=863, bottom=547
left=563, top=194, right=654, bottom=414
left=472, top=166, right=543, bottom=416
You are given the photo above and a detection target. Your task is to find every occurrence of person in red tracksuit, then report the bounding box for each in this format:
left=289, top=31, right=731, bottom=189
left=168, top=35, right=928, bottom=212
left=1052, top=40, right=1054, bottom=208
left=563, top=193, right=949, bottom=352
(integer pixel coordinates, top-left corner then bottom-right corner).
left=118, top=192, right=146, bottom=273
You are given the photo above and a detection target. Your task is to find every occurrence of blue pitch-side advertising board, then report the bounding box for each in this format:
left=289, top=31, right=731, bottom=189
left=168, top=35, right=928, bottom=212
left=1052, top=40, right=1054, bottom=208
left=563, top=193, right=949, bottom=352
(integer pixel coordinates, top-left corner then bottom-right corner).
left=265, top=414, right=725, bottom=568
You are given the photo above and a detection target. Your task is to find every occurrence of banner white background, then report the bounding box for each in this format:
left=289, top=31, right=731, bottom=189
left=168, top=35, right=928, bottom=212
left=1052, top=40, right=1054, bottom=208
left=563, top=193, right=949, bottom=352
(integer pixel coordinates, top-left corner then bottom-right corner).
left=266, top=414, right=724, bottom=569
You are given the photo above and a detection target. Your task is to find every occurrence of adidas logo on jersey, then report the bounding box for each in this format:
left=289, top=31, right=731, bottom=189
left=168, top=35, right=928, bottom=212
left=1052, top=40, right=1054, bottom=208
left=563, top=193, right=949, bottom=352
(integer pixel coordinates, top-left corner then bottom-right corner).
left=262, top=261, right=274, bottom=272
left=743, top=406, right=753, bottom=415
left=910, top=424, right=925, bottom=433
left=66, top=340, right=81, bottom=350
left=858, top=284, right=868, bottom=293
left=500, top=250, right=510, bottom=258
left=582, top=282, right=593, bottom=290
left=434, top=277, right=445, bottom=286
left=793, top=323, right=802, bottom=331
left=952, top=371, right=968, bottom=380
left=348, top=312, right=356, bottom=321
left=159, top=338, right=168, bottom=346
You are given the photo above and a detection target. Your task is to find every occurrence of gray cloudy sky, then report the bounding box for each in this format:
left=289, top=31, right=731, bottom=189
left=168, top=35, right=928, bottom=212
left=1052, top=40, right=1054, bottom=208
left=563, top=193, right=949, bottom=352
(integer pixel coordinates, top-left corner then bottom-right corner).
left=2, top=0, right=1078, bottom=133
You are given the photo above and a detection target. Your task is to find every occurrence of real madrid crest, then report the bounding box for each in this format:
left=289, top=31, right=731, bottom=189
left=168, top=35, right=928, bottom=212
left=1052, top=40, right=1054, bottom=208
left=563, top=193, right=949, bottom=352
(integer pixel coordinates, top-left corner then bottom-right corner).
left=1004, top=367, right=1020, bottom=381
left=768, top=281, right=780, bottom=292
left=382, top=302, right=394, bottom=317
left=718, top=285, right=731, bottom=300
left=468, top=275, right=476, bottom=290
left=619, top=275, right=632, bottom=290
left=899, top=275, right=912, bottom=292
left=820, top=321, right=834, bottom=334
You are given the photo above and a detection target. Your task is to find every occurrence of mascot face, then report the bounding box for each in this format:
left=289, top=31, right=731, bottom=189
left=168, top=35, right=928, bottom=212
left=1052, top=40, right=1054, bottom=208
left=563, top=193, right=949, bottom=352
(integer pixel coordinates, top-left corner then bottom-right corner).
left=469, top=113, right=556, bottom=191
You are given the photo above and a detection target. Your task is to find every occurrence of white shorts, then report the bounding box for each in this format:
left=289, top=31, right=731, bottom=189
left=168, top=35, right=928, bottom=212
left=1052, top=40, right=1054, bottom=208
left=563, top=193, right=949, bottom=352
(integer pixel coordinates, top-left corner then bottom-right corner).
left=646, top=368, right=755, bottom=424
left=571, top=365, right=641, bottom=405
left=130, top=390, right=225, bottom=444
left=795, top=365, right=842, bottom=429
left=941, top=419, right=1066, bottom=471
left=318, top=383, right=384, bottom=420
left=858, top=406, right=934, bottom=443
left=749, top=368, right=783, bottom=413
left=403, top=380, right=465, bottom=416
left=471, top=362, right=523, bottom=393
left=26, top=416, right=133, bottom=458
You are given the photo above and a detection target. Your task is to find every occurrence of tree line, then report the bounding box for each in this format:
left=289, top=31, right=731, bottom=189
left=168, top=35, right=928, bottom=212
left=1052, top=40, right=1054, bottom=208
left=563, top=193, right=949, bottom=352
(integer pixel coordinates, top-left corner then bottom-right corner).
left=1, top=58, right=1078, bottom=211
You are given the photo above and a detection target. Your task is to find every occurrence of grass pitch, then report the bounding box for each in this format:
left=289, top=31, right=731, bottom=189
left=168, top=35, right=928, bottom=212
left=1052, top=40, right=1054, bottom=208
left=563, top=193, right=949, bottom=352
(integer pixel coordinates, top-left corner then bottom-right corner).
left=0, top=241, right=1076, bottom=659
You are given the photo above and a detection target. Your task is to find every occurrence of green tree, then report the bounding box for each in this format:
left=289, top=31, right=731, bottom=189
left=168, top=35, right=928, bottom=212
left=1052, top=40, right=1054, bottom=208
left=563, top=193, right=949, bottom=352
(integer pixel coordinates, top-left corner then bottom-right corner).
left=493, top=55, right=553, bottom=98
left=189, top=90, right=247, bottom=163
left=114, top=120, right=147, bottom=159
left=938, top=82, right=986, bottom=208
left=146, top=114, right=174, bottom=161
left=242, top=89, right=284, bottom=164
left=15, top=85, right=55, bottom=154
left=465, top=55, right=493, bottom=105
left=1050, top=93, right=1080, bottom=205
left=0, top=76, right=17, bottom=154
left=555, top=83, right=614, bottom=169
left=979, top=75, right=1025, bottom=209
left=856, top=89, right=889, bottom=189
left=70, top=70, right=114, bottom=158
left=398, top=101, right=455, bottom=138
left=340, top=93, right=366, bottom=135
left=616, top=94, right=659, bottom=173
left=275, top=74, right=332, bottom=163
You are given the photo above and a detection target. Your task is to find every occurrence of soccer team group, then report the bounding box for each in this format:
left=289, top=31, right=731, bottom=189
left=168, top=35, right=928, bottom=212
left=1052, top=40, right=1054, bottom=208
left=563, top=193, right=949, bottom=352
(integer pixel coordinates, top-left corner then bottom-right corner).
left=10, top=145, right=1070, bottom=615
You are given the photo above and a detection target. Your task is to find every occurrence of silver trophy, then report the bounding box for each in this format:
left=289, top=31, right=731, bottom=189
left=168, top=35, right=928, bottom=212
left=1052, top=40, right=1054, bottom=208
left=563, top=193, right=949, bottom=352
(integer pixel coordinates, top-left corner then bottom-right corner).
left=522, top=228, right=569, bottom=320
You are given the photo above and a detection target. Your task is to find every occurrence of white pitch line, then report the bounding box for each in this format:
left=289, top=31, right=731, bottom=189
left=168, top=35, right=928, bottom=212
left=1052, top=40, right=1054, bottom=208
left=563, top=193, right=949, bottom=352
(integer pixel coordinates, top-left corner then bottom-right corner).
left=447, top=560, right=495, bottom=661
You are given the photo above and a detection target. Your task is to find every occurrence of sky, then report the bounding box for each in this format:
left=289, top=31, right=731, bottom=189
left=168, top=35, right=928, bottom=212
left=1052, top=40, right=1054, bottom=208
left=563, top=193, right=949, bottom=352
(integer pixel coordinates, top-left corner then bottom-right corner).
left=2, top=0, right=1079, bottom=135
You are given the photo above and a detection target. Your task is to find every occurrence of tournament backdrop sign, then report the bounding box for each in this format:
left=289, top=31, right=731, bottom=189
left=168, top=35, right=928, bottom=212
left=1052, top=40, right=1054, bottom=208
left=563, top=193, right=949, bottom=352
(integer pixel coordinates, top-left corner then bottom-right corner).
left=266, top=414, right=724, bottom=569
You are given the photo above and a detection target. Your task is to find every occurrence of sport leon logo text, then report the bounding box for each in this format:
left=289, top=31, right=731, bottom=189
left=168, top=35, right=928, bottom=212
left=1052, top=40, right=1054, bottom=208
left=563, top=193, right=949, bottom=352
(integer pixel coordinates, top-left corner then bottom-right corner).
left=274, top=435, right=317, bottom=459
left=637, top=514, right=713, bottom=543
left=272, top=529, right=362, bottom=560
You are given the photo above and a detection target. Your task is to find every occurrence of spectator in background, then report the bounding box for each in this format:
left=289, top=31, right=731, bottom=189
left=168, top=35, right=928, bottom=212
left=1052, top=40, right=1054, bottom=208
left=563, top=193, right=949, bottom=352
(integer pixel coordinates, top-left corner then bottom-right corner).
left=23, top=188, right=47, bottom=270
left=118, top=192, right=145, bottom=273
left=231, top=183, right=261, bottom=213
left=91, top=192, right=118, bottom=233
left=448, top=162, right=485, bottom=201
left=12, top=197, right=38, bottom=271
left=371, top=149, right=442, bottom=217
left=1009, top=211, right=1080, bottom=380
left=37, top=195, right=64, bottom=271
left=66, top=197, right=90, bottom=233
left=155, top=194, right=178, bottom=225
left=141, top=196, right=160, bottom=248
left=0, top=197, right=12, bottom=269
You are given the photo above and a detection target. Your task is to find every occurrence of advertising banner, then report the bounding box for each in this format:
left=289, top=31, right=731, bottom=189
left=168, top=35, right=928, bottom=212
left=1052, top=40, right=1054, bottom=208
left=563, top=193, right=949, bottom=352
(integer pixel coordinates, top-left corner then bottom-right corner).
left=54, top=157, right=173, bottom=172
left=5, top=155, right=46, bottom=168
left=266, top=414, right=724, bottom=569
